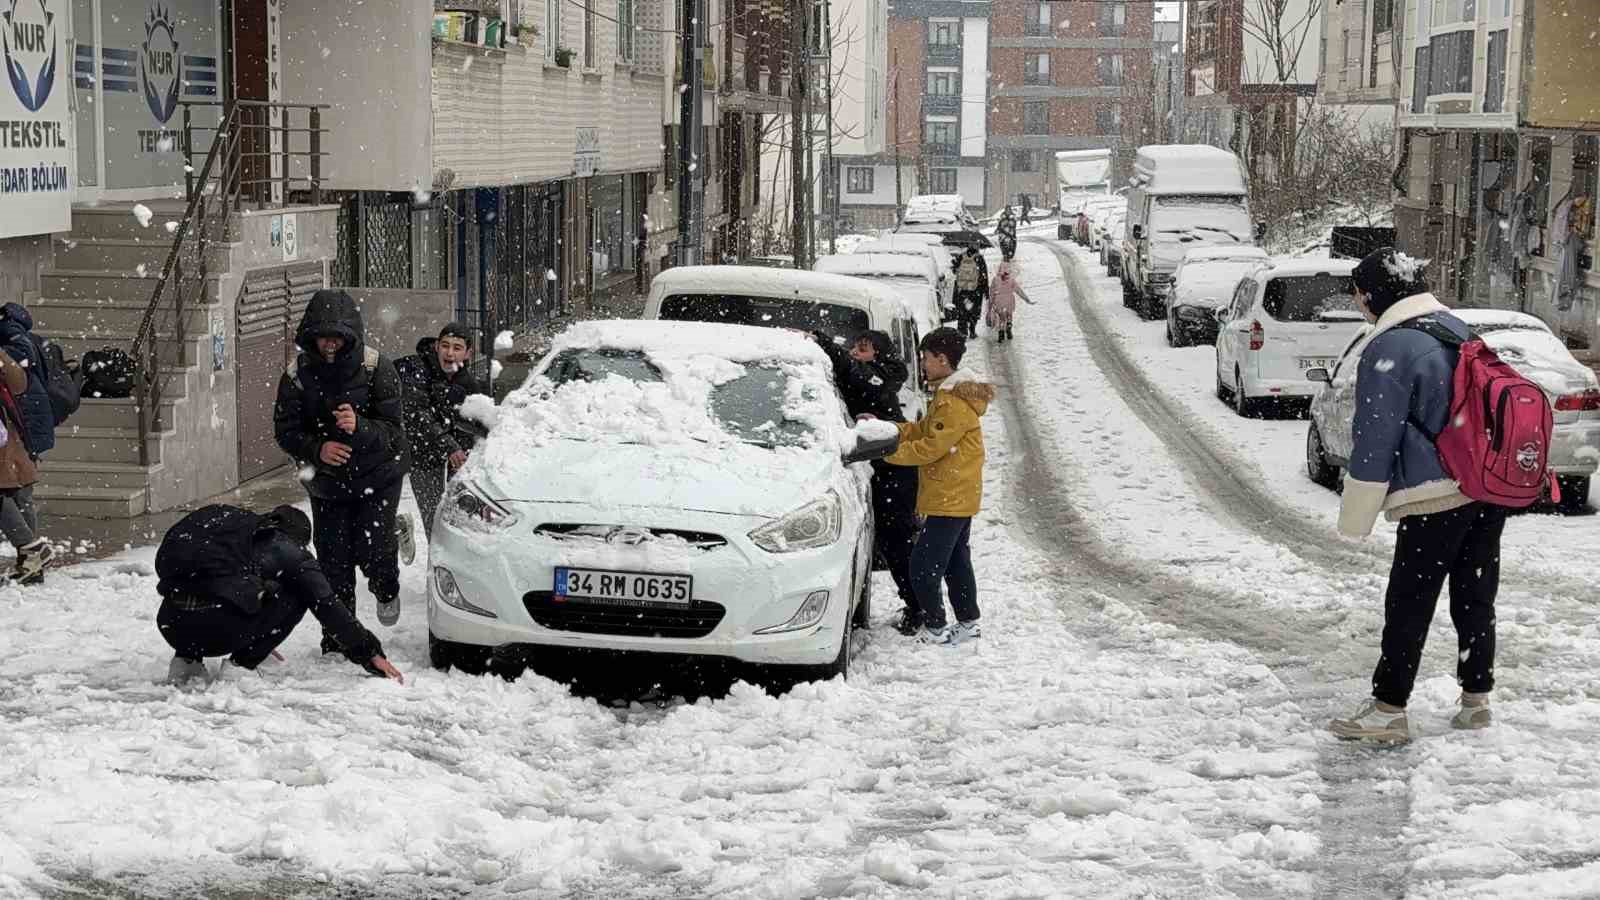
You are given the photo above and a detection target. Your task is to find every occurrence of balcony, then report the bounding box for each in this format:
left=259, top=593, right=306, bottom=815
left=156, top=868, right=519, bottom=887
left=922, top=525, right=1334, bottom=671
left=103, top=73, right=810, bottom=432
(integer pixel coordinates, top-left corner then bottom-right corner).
left=923, top=142, right=959, bottom=159
left=924, top=94, right=960, bottom=115
left=927, top=43, right=961, bottom=65
left=1024, top=21, right=1052, bottom=37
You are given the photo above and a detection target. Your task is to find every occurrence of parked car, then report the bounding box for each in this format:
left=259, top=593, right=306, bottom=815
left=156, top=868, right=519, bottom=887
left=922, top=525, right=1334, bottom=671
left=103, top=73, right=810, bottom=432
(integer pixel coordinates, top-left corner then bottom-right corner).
left=642, top=265, right=932, bottom=417
left=745, top=255, right=795, bottom=269
left=427, top=321, right=894, bottom=685
left=1164, top=246, right=1271, bottom=345
left=1306, top=308, right=1600, bottom=512
left=812, top=252, right=947, bottom=333
left=854, top=235, right=956, bottom=307
left=1076, top=197, right=1123, bottom=245
left=1214, top=258, right=1365, bottom=417
left=904, top=193, right=975, bottom=228
left=1100, top=215, right=1127, bottom=276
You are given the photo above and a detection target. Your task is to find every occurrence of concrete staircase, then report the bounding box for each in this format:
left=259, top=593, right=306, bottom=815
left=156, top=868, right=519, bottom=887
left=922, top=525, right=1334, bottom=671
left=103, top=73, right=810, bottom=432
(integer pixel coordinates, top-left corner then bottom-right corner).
left=31, top=202, right=221, bottom=517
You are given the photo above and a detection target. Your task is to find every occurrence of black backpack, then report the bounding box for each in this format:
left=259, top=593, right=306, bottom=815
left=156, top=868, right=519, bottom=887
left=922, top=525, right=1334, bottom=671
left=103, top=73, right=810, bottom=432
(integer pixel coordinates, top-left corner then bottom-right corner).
left=27, top=334, right=79, bottom=425
left=155, top=505, right=266, bottom=614
left=80, top=347, right=136, bottom=399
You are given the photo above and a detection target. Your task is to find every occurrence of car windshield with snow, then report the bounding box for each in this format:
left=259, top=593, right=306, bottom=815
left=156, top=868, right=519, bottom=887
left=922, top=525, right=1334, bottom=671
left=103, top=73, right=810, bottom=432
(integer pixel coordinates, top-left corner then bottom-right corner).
left=1165, top=247, right=1270, bottom=347
left=426, top=320, right=889, bottom=686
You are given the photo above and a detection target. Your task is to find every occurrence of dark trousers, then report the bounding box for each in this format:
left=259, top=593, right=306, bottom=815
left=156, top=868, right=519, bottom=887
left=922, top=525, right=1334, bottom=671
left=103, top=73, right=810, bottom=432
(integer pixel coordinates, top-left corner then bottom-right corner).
left=910, top=515, right=978, bottom=631
left=1371, top=502, right=1507, bottom=707
left=954, top=291, right=984, bottom=334
left=871, top=462, right=919, bottom=610
left=411, top=459, right=448, bottom=540
left=157, top=594, right=308, bottom=669
left=310, top=480, right=403, bottom=628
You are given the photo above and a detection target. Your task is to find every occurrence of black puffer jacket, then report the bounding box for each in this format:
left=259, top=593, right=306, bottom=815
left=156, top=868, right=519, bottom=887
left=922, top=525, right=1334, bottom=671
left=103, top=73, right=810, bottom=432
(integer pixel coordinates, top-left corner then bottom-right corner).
left=273, top=290, right=410, bottom=499
left=247, top=530, right=385, bottom=670
left=394, top=337, right=489, bottom=462
left=815, top=330, right=910, bottom=423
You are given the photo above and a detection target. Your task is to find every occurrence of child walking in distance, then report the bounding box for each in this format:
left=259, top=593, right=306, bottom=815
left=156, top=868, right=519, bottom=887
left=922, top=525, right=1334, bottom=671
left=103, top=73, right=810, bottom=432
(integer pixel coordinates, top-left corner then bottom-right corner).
left=878, top=328, right=993, bottom=646
left=986, top=260, right=1034, bottom=344
left=1329, top=248, right=1510, bottom=743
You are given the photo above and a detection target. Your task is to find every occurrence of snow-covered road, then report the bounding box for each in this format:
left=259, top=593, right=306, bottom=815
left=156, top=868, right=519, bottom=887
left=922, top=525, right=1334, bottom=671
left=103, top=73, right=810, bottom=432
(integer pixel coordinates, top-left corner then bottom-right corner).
left=2, top=240, right=1597, bottom=898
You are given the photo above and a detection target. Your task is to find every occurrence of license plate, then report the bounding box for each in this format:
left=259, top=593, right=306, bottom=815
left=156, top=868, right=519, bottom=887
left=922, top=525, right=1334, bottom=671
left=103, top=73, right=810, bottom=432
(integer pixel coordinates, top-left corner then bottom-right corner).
left=553, top=567, right=693, bottom=605
left=1298, top=357, right=1336, bottom=370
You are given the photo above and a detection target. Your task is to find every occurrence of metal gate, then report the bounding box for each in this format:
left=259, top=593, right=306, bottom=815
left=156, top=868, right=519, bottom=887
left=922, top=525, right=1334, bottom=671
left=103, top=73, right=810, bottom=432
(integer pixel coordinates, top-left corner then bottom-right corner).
left=236, top=263, right=327, bottom=483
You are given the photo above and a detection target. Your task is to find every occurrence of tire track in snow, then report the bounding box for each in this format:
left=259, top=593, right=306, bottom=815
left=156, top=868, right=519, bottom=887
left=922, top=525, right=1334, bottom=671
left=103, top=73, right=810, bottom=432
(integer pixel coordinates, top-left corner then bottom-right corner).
left=1028, top=238, right=1597, bottom=607
left=995, top=247, right=1415, bottom=899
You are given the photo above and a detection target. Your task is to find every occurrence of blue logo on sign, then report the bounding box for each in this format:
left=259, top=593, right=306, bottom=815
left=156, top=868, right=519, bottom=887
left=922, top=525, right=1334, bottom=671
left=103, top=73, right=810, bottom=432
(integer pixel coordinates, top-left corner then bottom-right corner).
left=2, top=0, right=57, bottom=113
left=141, top=4, right=180, bottom=123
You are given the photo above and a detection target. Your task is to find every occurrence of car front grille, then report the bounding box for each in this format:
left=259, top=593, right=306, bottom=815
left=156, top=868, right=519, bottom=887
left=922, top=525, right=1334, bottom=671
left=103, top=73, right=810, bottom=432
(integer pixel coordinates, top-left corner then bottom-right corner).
left=523, top=592, right=726, bottom=638
left=533, top=523, right=728, bottom=551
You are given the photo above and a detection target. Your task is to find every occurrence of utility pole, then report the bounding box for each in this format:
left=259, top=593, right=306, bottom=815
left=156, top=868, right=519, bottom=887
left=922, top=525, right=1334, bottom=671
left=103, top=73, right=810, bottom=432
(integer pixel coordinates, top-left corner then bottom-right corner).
left=822, top=0, right=836, bottom=255
left=676, top=0, right=705, bottom=266
left=789, top=0, right=809, bottom=268
left=892, top=52, right=903, bottom=222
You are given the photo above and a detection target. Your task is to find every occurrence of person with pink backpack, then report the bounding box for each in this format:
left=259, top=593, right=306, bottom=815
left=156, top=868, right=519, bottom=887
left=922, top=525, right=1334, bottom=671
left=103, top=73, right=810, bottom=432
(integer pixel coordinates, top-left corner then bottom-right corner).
left=986, top=260, right=1034, bottom=343
left=1330, top=247, right=1553, bottom=743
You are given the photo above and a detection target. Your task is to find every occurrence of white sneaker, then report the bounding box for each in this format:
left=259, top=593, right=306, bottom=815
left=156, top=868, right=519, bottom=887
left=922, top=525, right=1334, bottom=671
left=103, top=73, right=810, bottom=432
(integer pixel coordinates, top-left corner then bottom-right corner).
left=952, top=620, right=982, bottom=643
left=166, top=656, right=209, bottom=685
left=15, top=539, right=55, bottom=585
left=1451, top=693, right=1492, bottom=730
left=396, top=513, right=416, bottom=566
left=1329, top=699, right=1410, bottom=743
left=915, top=626, right=953, bottom=646
left=377, top=597, right=401, bottom=627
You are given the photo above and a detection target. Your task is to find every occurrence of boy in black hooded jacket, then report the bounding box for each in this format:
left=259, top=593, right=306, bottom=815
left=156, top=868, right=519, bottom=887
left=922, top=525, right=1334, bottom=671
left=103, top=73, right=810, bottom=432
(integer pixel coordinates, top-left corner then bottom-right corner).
left=395, top=323, right=487, bottom=539
left=273, top=290, right=412, bottom=639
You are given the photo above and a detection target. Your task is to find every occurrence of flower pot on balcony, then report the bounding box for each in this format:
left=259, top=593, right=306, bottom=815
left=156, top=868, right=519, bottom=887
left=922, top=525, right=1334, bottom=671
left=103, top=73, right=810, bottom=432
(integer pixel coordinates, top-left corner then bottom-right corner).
left=555, top=47, right=574, bottom=68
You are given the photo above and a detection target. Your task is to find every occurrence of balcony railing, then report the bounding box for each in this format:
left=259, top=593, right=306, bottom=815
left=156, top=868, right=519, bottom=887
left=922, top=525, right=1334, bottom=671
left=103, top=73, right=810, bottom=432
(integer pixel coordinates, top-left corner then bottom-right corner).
left=924, top=142, right=959, bottom=159
left=1024, top=21, right=1052, bottom=37
left=924, top=94, right=960, bottom=115
left=927, top=43, right=961, bottom=65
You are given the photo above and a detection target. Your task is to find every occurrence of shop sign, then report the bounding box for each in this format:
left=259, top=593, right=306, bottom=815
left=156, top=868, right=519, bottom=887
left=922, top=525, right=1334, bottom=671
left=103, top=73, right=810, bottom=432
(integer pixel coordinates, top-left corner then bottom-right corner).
left=0, top=0, right=73, bottom=237
left=574, top=127, right=600, bottom=177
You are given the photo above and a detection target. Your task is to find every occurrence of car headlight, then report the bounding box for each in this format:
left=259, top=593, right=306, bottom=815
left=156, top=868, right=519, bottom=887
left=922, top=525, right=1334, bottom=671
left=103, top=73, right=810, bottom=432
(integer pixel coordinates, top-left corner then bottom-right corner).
left=754, top=590, right=831, bottom=634
left=749, top=491, right=843, bottom=553
left=432, top=565, right=497, bottom=618
left=441, top=480, right=520, bottom=532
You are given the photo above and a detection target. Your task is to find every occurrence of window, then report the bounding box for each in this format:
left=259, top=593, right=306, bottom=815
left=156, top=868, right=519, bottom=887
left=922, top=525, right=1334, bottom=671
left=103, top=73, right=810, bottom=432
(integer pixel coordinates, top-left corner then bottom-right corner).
left=1428, top=30, right=1473, bottom=95
left=929, top=71, right=957, bottom=95
left=1026, top=2, right=1051, bottom=36
left=1011, top=150, right=1037, bottom=173
left=929, top=20, right=958, bottom=47
left=617, top=0, right=635, bottom=62
left=846, top=167, right=874, bottom=194
left=1574, top=136, right=1598, bottom=243
left=583, top=0, right=596, bottom=67
left=1431, top=0, right=1473, bottom=24
left=1373, top=0, right=1396, bottom=32
left=925, top=121, right=957, bottom=148
left=1528, top=136, right=1552, bottom=229
left=1484, top=29, right=1507, bottom=112
left=1411, top=46, right=1430, bottom=112
left=546, top=0, right=562, bottom=61
left=1023, top=101, right=1049, bottom=135
left=1097, top=54, right=1124, bottom=86
left=1100, top=1, right=1127, bottom=37
left=1024, top=52, right=1051, bottom=86
left=929, top=168, right=958, bottom=194
left=1096, top=104, right=1122, bottom=134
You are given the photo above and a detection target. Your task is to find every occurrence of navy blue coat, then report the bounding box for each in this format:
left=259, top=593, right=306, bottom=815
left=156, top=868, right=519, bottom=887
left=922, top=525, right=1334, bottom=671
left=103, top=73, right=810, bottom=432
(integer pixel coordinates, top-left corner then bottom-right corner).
left=0, top=303, right=55, bottom=456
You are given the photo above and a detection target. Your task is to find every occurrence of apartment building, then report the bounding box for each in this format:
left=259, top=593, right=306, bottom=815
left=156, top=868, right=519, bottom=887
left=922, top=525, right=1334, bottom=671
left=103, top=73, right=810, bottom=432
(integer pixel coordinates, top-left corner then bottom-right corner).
left=1318, top=0, right=1402, bottom=106
left=883, top=0, right=990, bottom=219
left=987, top=0, right=1154, bottom=211
left=1393, top=0, right=1599, bottom=349
left=822, top=0, right=891, bottom=233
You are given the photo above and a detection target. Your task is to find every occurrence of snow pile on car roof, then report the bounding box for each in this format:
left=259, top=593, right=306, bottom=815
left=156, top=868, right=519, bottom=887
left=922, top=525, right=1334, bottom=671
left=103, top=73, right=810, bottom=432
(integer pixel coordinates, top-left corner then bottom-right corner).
left=814, top=253, right=932, bottom=279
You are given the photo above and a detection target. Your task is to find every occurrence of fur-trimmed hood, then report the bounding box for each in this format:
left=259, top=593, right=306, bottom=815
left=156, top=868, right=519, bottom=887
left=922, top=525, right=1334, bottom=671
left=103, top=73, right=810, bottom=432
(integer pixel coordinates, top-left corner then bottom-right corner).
left=934, top=368, right=994, bottom=416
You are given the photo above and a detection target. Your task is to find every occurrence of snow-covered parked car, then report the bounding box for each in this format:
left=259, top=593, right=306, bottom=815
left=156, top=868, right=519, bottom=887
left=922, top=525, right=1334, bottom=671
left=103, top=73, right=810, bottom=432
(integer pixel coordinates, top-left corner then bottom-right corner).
left=854, top=235, right=956, bottom=307
left=1097, top=209, right=1127, bottom=274
left=1164, top=246, right=1270, bottom=347
left=1306, top=308, right=1600, bottom=512
left=1214, top=258, right=1365, bottom=417
left=642, top=265, right=933, bottom=419
left=813, top=252, right=946, bottom=332
left=427, top=321, right=898, bottom=684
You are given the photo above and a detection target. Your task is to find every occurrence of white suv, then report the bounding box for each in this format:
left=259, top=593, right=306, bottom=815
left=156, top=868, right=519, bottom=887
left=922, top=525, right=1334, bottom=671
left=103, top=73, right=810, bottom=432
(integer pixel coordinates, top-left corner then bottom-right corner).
left=1214, top=258, right=1365, bottom=417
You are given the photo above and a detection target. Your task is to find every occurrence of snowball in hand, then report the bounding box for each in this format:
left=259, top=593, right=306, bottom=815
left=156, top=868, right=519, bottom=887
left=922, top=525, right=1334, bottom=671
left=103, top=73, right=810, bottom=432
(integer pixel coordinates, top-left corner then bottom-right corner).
left=853, top=419, right=901, bottom=442
left=494, top=330, right=515, bottom=352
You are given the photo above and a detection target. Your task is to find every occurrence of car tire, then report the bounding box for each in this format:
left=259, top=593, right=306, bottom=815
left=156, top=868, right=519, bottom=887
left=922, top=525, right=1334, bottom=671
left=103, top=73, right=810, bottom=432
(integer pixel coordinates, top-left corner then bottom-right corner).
left=1122, top=277, right=1139, bottom=309
left=1232, top=367, right=1256, bottom=418
left=428, top=631, right=493, bottom=674
left=1167, top=316, right=1190, bottom=348
left=1108, top=255, right=1121, bottom=278
left=1140, top=294, right=1164, bottom=322
left=1215, top=356, right=1231, bottom=403
left=1306, top=422, right=1340, bottom=489
left=1557, top=475, right=1592, bottom=514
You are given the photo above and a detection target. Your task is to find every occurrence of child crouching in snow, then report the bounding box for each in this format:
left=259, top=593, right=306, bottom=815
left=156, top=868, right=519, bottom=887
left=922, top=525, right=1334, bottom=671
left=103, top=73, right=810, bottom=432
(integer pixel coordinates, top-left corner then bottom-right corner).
left=986, top=260, right=1033, bottom=344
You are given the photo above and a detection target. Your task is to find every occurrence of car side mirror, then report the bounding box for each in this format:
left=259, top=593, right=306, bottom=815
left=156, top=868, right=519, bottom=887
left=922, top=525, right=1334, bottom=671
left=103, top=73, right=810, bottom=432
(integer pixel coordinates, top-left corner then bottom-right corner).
left=843, top=430, right=900, bottom=465
left=1131, top=224, right=1143, bottom=240
left=1305, top=367, right=1331, bottom=384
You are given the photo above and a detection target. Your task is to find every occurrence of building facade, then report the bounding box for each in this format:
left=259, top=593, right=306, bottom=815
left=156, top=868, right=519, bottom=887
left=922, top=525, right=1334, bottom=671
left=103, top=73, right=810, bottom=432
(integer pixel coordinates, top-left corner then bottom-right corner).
left=987, top=0, right=1154, bottom=211
left=822, top=0, right=891, bottom=233
left=1394, top=0, right=1599, bottom=349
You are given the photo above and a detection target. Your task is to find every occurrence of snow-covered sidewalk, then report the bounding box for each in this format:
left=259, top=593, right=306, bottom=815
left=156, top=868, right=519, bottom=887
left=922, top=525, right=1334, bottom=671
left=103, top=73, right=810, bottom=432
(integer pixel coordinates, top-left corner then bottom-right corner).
left=3, top=333, right=1324, bottom=898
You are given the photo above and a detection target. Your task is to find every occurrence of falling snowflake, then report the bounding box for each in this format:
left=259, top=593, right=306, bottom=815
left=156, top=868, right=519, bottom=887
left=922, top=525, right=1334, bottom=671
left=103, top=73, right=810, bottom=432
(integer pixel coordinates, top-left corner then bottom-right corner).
left=135, top=264, right=147, bottom=277
left=1374, top=358, right=1395, bottom=373
left=1383, top=250, right=1428, bottom=282
left=156, top=136, right=175, bottom=153
left=164, top=221, right=179, bottom=234
left=414, top=189, right=432, bottom=204
left=494, top=330, right=515, bottom=352
left=490, top=360, right=504, bottom=381
left=298, top=465, right=317, bottom=483
left=131, top=204, right=154, bottom=227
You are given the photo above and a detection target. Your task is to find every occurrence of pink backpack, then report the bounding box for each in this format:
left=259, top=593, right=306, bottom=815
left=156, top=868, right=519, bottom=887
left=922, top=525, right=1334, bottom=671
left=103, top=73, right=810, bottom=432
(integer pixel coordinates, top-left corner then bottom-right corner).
left=1403, top=319, right=1556, bottom=508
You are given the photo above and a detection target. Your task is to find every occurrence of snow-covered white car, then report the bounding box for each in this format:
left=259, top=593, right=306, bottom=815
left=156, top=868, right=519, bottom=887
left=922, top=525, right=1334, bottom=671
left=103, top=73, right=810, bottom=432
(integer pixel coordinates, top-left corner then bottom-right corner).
left=642, top=265, right=932, bottom=418
left=1164, top=246, right=1271, bottom=347
left=854, top=235, right=957, bottom=307
left=1214, top=258, right=1365, bottom=417
left=1306, top=308, right=1600, bottom=511
left=813, top=252, right=946, bottom=333
left=427, top=321, right=897, bottom=684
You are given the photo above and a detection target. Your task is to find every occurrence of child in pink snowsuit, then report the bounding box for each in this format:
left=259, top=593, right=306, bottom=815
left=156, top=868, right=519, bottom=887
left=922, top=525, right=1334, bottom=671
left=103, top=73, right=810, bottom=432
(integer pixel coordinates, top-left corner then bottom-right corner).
left=986, top=260, right=1033, bottom=343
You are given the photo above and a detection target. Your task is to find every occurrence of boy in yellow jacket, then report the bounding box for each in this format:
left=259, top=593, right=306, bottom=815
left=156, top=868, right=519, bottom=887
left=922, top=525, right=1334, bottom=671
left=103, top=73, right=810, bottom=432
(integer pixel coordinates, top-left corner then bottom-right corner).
left=882, top=327, right=994, bottom=644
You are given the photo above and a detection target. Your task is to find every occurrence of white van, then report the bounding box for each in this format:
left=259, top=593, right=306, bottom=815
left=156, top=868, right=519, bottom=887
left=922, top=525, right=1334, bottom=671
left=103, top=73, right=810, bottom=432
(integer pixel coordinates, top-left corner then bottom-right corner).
left=641, top=266, right=931, bottom=418
left=1121, top=145, right=1260, bottom=320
